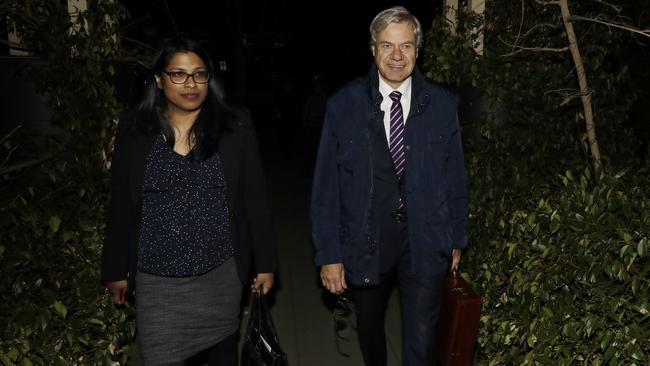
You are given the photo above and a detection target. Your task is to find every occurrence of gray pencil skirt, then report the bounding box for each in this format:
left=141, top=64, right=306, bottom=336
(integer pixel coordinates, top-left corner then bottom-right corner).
left=135, top=257, right=243, bottom=366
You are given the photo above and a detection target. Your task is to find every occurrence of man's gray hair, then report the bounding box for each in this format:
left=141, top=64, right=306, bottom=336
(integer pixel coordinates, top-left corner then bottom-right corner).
left=369, top=6, right=423, bottom=48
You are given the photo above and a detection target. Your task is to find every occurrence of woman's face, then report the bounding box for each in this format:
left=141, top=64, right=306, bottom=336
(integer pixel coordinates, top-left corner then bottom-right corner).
left=155, top=51, right=209, bottom=115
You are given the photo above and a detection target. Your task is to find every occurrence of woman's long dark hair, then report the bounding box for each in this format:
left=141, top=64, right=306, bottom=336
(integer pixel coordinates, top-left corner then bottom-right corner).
left=136, top=38, right=233, bottom=161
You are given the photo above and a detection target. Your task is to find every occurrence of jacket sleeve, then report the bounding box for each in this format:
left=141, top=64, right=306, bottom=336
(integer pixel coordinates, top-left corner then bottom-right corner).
left=240, top=117, right=279, bottom=274
left=447, top=113, right=469, bottom=250
left=100, top=121, right=135, bottom=283
left=310, top=100, right=343, bottom=266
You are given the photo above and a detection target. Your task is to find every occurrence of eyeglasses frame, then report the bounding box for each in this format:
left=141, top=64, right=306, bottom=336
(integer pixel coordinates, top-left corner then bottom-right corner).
left=162, top=70, right=210, bottom=84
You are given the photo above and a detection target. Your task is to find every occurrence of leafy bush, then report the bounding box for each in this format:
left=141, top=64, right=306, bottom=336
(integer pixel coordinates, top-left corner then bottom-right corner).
left=0, top=1, right=138, bottom=365
left=466, top=162, right=649, bottom=364
left=421, top=0, right=650, bottom=364
left=0, top=147, right=136, bottom=365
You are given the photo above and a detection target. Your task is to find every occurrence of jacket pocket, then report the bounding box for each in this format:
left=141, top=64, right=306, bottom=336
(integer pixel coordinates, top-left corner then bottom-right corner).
left=142, top=183, right=170, bottom=194
left=336, top=136, right=359, bottom=172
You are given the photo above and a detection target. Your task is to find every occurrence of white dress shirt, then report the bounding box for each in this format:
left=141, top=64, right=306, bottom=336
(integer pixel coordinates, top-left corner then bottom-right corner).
left=378, top=74, right=412, bottom=147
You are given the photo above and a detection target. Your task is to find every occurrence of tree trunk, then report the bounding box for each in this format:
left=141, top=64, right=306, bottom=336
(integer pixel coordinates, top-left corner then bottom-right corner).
left=558, top=0, right=603, bottom=175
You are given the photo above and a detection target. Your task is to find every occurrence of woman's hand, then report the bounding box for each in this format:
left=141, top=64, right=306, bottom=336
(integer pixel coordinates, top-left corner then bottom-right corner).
left=252, top=272, right=274, bottom=294
left=106, top=280, right=128, bottom=305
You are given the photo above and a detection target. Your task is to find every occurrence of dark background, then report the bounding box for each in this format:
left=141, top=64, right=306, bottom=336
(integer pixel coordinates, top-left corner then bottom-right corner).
left=0, top=1, right=444, bottom=140
left=118, top=0, right=442, bottom=126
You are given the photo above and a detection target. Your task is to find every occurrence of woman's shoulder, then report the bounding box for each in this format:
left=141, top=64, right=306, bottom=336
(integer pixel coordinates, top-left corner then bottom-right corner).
left=229, top=105, right=254, bottom=130
left=221, top=106, right=257, bottom=142
left=114, top=110, right=154, bottom=152
left=115, top=109, right=138, bottom=137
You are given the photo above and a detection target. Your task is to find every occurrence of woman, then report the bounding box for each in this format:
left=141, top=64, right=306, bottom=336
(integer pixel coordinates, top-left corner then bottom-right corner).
left=101, top=38, right=278, bottom=366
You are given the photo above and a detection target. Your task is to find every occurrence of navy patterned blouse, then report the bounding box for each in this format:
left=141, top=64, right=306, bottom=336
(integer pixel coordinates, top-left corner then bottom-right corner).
left=137, top=136, right=234, bottom=277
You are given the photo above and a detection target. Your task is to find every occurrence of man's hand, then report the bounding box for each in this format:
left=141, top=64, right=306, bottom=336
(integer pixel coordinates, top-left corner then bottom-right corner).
left=450, top=249, right=462, bottom=274
left=320, top=263, right=347, bottom=295
left=106, top=280, right=127, bottom=305
left=252, top=272, right=274, bottom=294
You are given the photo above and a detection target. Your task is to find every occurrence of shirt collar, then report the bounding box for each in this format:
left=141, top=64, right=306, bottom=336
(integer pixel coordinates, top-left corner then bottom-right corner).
left=378, top=73, right=412, bottom=101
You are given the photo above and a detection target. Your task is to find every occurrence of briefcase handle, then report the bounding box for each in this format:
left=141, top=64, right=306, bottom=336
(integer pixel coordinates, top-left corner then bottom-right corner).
left=450, top=269, right=459, bottom=288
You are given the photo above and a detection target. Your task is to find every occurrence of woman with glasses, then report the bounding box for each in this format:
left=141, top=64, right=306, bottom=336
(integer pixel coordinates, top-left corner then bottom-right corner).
left=101, top=38, right=278, bottom=366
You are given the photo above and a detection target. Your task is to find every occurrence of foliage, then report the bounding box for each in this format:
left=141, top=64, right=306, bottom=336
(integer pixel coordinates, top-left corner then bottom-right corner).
left=423, top=0, right=649, bottom=172
left=466, top=147, right=650, bottom=364
left=421, top=0, right=650, bottom=363
left=0, top=1, right=138, bottom=365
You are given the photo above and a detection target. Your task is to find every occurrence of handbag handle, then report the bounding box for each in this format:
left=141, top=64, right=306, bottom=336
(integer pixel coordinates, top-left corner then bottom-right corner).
left=255, top=290, right=280, bottom=341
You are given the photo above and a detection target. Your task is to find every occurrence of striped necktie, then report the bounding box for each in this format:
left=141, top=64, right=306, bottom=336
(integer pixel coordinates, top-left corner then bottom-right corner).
left=389, top=91, right=406, bottom=179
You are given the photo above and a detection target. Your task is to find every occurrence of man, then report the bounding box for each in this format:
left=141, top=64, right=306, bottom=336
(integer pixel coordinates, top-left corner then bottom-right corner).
left=310, top=6, right=468, bottom=366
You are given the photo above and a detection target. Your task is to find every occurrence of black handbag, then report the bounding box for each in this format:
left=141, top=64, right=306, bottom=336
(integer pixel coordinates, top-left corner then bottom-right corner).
left=240, top=291, right=289, bottom=366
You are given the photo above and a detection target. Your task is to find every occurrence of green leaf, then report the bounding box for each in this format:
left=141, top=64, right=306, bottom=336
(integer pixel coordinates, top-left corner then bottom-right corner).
left=527, top=213, right=537, bottom=227
left=562, top=322, right=578, bottom=339
left=584, top=316, right=599, bottom=338
left=54, top=300, right=67, bottom=319
left=638, top=304, right=648, bottom=316
left=77, top=335, right=89, bottom=346
left=63, top=231, right=74, bottom=242
left=49, top=215, right=61, bottom=233
left=508, top=243, right=517, bottom=258
left=550, top=220, right=560, bottom=234
left=631, top=276, right=640, bottom=296
left=639, top=238, right=646, bottom=257
left=543, top=306, right=554, bottom=318
left=89, top=318, right=104, bottom=326
left=620, top=245, right=630, bottom=258
left=604, top=346, right=616, bottom=361
left=631, top=350, right=645, bottom=361
left=565, top=170, right=574, bottom=181
left=21, top=358, right=33, bottom=366
left=623, top=232, right=632, bottom=243
left=527, top=334, right=537, bottom=347
left=7, top=348, right=18, bottom=362
left=600, top=332, right=612, bottom=350
left=0, top=354, right=13, bottom=366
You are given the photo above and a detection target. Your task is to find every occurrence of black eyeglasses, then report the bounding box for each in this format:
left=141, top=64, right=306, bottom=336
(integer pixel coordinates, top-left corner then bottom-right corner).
left=163, top=70, right=210, bottom=84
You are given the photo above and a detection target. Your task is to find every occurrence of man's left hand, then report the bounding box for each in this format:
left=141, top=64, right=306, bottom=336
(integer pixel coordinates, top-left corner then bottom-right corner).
left=450, top=249, right=462, bottom=273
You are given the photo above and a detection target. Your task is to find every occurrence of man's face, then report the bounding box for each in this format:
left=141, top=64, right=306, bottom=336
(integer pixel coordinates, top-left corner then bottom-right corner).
left=371, top=21, right=418, bottom=89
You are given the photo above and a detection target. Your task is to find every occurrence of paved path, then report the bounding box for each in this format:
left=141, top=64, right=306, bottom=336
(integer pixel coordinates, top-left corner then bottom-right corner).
left=260, top=142, right=403, bottom=366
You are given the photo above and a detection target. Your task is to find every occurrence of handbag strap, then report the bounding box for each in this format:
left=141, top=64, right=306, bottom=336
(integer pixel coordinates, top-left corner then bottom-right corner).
left=257, top=291, right=280, bottom=341
left=247, top=290, right=261, bottom=334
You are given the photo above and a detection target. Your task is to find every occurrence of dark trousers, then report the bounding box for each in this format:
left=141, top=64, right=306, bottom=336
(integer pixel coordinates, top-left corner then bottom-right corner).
left=160, top=333, right=238, bottom=366
left=352, top=244, right=445, bottom=366
left=205, top=333, right=238, bottom=366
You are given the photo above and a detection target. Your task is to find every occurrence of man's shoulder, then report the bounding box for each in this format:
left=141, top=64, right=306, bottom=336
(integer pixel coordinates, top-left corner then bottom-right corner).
left=327, top=76, right=368, bottom=104
left=420, top=79, right=459, bottom=108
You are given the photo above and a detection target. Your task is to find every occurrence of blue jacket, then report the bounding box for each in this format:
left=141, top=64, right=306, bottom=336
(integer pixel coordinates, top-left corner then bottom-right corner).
left=310, top=65, right=468, bottom=285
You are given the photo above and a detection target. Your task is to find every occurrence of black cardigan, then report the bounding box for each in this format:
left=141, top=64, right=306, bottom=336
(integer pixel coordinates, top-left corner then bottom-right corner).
left=100, top=109, right=278, bottom=295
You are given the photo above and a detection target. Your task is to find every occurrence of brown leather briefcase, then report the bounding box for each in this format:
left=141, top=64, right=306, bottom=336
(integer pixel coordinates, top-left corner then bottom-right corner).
left=436, top=271, right=482, bottom=366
